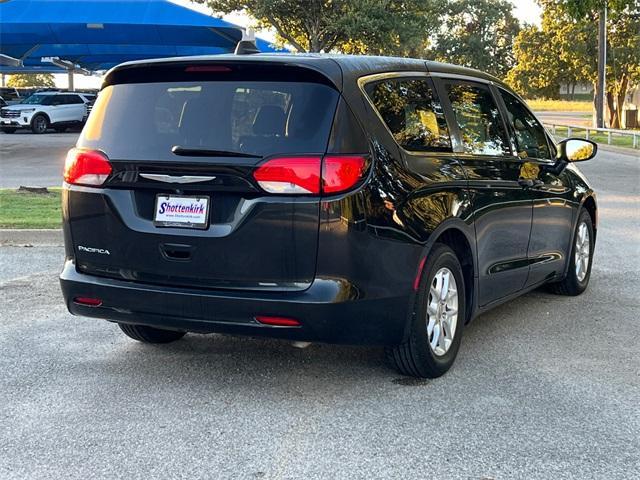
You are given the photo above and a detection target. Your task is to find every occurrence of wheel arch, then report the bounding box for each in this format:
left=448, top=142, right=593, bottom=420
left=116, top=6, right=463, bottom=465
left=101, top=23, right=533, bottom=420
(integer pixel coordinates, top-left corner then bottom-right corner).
left=581, top=194, right=597, bottom=241
left=418, top=219, right=476, bottom=325
left=31, top=111, right=51, bottom=124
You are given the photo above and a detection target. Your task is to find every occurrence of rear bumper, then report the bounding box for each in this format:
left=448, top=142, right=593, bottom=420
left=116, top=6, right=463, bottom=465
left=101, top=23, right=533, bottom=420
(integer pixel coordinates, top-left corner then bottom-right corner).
left=60, top=260, right=409, bottom=346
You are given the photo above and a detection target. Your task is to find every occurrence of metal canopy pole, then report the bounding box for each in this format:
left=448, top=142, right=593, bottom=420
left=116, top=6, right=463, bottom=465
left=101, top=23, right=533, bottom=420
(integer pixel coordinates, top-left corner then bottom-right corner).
left=67, top=68, right=74, bottom=91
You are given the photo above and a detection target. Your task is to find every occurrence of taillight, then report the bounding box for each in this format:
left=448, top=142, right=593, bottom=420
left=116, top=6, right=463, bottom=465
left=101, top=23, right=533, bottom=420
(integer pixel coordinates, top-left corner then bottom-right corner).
left=322, top=155, right=367, bottom=194
left=63, top=148, right=112, bottom=186
left=253, top=155, right=367, bottom=195
left=253, top=156, right=322, bottom=194
left=185, top=65, right=232, bottom=73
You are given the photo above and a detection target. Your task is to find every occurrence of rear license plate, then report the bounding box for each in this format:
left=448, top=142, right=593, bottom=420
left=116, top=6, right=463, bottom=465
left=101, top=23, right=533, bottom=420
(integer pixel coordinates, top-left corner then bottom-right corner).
left=153, top=195, right=210, bottom=229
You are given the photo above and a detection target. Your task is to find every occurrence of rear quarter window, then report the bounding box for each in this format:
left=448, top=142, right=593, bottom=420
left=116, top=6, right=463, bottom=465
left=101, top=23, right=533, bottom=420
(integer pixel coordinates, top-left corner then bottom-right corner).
left=365, top=77, right=451, bottom=153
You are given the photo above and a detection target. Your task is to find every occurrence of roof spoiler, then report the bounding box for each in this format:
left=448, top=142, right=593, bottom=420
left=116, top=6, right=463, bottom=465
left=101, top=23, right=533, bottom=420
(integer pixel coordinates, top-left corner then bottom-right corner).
left=234, top=29, right=260, bottom=55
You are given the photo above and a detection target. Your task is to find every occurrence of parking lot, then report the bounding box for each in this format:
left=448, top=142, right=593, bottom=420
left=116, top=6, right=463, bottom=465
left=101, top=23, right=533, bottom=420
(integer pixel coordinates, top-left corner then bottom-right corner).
left=0, top=130, right=80, bottom=188
left=1, top=134, right=639, bottom=479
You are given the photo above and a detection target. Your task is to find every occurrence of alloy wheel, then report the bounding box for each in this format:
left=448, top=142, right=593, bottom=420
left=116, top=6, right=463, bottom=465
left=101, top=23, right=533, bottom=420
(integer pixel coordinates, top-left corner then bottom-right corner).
left=575, top=222, right=590, bottom=282
left=33, top=116, right=47, bottom=133
left=426, top=267, right=458, bottom=356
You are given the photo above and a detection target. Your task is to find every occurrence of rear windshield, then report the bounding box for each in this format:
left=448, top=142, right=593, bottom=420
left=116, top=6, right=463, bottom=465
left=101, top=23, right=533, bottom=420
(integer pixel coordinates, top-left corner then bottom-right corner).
left=79, top=81, right=339, bottom=160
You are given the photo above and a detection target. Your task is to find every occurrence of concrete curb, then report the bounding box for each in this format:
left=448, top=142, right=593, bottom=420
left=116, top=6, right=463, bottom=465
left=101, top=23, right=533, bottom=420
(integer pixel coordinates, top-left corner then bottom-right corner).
left=0, top=229, right=63, bottom=246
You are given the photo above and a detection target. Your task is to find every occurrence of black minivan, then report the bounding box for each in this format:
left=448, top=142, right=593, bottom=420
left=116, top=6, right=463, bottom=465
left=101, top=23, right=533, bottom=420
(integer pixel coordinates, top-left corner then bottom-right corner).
left=60, top=54, right=598, bottom=378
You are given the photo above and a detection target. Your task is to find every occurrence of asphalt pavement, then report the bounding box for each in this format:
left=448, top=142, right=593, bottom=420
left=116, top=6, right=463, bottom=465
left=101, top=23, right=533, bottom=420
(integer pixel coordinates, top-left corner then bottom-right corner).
left=0, top=130, right=79, bottom=188
left=0, top=138, right=639, bottom=479
left=536, top=111, right=593, bottom=127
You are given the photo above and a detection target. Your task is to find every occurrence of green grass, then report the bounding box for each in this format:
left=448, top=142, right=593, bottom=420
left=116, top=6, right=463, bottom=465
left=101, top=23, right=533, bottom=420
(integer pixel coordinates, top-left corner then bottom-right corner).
left=0, top=188, right=62, bottom=229
left=550, top=126, right=639, bottom=150
left=526, top=99, right=593, bottom=112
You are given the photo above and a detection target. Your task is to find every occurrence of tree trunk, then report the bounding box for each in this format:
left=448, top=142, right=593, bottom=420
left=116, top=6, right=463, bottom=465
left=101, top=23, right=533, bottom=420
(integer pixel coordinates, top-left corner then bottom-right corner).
left=592, top=81, right=598, bottom=128
left=616, top=75, right=629, bottom=130
left=606, top=91, right=617, bottom=128
left=608, top=76, right=630, bottom=130
left=309, top=34, right=321, bottom=52
left=617, top=91, right=627, bottom=129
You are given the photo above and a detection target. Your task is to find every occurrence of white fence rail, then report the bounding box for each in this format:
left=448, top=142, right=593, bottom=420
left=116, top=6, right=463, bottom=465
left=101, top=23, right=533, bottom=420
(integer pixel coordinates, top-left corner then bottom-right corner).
left=544, top=123, right=639, bottom=149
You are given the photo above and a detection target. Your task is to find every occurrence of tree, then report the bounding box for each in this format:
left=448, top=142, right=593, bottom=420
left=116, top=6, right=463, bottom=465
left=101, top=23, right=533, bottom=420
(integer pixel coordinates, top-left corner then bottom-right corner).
left=555, top=0, right=636, bottom=18
left=507, top=1, right=639, bottom=128
left=506, top=3, right=596, bottom=99
left=193, top=0, right=443, bottom=55
left=505, top=26, right=560, bottom=98
left=7, top=74, right=55, bottom=88
left=549, top=0, right=640, bottom=128
left=429, top=0, right=521, bottom=78
left=604, top=5, right=640, bottom=127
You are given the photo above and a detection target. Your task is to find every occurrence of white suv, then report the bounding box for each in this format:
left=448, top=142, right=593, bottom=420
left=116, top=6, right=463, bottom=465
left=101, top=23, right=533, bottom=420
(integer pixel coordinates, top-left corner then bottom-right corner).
left=0, top=92, right=93, bottom=134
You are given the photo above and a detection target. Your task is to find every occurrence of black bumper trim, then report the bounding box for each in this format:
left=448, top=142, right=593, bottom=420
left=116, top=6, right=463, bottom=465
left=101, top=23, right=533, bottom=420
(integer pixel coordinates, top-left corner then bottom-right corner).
left=60, top=260, right=409, bottom=345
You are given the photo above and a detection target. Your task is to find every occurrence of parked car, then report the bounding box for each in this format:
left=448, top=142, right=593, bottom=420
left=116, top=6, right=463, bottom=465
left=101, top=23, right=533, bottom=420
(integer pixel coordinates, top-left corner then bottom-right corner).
left=0, top=91, right=92, bottom=134
left=0, top=87, right=20, bottom=103
left=60, top=54, right=598, bottom=378
left=0, top=96, right=6, bottom=107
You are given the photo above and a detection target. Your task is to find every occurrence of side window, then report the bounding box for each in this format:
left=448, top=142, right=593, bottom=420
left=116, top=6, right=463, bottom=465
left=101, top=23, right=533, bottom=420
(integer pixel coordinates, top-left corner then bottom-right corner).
left=445, top=82, right=509, bottom=156
left=68, top=95, right=84, bottom=104
left=366, top=78, right=451, bottom=152
left=499, top=90, right=551, bottom=159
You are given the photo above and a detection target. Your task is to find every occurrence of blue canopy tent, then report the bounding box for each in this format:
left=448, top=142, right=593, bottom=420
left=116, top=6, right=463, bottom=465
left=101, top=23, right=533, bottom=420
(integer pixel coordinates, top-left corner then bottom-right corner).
left=0, top=0, right=279, bottom=85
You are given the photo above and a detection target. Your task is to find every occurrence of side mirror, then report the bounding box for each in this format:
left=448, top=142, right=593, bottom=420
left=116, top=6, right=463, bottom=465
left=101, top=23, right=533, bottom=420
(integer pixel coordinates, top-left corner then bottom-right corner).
left=557, top=138, right=597, bottom=163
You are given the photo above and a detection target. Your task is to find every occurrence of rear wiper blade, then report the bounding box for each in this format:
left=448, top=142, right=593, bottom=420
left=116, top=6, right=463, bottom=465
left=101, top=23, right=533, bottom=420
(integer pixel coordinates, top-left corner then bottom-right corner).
left=171, top=145, right=261, bottom=159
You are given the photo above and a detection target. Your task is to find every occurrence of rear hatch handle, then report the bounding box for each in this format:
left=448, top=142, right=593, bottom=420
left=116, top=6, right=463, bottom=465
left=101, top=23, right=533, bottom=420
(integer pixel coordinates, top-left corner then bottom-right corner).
left=160, top=243, right=194, bottom=262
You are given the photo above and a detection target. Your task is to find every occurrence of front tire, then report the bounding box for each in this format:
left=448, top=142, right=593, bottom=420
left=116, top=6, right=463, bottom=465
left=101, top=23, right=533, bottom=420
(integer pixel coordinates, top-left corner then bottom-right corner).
left=118, top=323, right=186, bottom=344
left=547, top=208, right=594, bottom=296
left=31, top=114, right=49, bottom=134
left=386, top=243, right=466, bottom=378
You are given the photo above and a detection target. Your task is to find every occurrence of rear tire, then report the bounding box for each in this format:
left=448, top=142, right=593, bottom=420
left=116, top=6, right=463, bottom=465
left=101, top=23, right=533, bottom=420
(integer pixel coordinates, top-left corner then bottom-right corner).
left=31, top=114, right=49, bottom=134
left=547, top=208, right=594, bottom=296
left=386, top=243, right=466, bottom=378
left=1, top=127, right=16, bottom=134
left=118, top=323, right=186, bottom=344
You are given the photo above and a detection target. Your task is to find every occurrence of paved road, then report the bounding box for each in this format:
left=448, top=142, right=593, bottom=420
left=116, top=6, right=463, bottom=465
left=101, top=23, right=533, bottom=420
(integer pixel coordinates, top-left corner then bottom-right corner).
left=0, top=131, right=78, bottom=188
left=535, top=111, right=593, bottom=128
left=1, top=145, right=639, bottom=479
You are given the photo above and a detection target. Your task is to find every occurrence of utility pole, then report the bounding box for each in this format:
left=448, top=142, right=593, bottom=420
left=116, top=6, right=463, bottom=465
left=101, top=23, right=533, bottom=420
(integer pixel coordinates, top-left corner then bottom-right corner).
left=595, top=6, right=607, bottom=128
